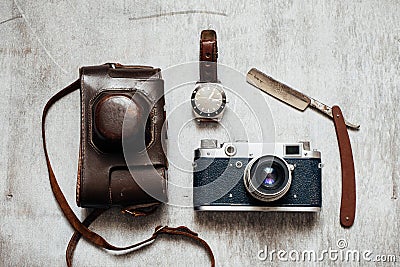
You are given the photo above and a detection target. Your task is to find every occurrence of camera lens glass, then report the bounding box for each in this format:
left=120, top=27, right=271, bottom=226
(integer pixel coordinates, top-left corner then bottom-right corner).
left=261, top=166, right=282, bottom=189
left=245, top=156, right=291, bottom=202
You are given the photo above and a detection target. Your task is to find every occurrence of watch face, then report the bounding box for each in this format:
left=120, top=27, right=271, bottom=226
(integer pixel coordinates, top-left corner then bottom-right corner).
left=191, top=83, right=226, bottom=117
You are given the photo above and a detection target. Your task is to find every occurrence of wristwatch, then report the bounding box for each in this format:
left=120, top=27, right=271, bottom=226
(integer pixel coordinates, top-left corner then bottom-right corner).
left=191, top=30, right=226, bottom=122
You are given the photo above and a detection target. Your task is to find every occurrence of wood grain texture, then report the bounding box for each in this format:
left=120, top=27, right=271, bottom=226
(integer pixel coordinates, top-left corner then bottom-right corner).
left=1, top=0, right=399, bottom=266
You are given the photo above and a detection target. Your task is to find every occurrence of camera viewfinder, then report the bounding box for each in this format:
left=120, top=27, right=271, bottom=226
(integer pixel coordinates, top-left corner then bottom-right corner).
left=285, top=145, right=301, bottom=156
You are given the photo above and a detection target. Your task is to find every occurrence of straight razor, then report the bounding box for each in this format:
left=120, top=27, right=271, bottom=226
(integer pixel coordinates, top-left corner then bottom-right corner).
left=246, top=68, right=360, bottom=129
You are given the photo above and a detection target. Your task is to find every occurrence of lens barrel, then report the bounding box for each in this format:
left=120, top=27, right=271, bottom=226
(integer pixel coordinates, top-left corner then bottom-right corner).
left=244, top=155, right=292, bottom=202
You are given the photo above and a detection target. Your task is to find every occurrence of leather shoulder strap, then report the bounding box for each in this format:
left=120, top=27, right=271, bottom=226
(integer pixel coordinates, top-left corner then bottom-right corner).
left=42, top=79, right=215, bottom=266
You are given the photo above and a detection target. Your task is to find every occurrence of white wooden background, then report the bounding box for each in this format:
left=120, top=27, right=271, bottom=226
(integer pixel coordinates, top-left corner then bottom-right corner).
left=1, top=0, right=399, bottom=266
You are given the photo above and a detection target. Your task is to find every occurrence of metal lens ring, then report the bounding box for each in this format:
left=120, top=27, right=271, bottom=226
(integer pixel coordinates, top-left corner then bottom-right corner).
left=244, top=155, right=292, bottom=202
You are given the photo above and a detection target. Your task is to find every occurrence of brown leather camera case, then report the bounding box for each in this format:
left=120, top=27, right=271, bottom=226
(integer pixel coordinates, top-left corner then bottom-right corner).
left=77, top=64, right=168, bottom=208
left=42, top=64, right=215, bottom=267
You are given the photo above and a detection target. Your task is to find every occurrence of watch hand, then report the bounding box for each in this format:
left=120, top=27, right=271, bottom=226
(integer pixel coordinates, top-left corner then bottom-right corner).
left=209, top=89, right=216, bottom=100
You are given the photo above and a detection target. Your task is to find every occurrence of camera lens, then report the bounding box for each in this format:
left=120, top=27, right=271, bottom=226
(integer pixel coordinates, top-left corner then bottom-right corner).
left=244, top=156, right=292, bottom=202
left=262, top=167, right=280, bottom=188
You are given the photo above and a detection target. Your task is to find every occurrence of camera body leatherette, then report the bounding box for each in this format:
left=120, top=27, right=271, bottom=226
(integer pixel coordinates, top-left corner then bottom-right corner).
left=193, top=157, right=321, bottom=208
left=77, top=64, right=168, bottom=208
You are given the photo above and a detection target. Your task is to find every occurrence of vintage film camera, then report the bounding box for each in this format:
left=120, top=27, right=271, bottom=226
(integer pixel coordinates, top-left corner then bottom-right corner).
left=193, top=140, right=322, bottom=212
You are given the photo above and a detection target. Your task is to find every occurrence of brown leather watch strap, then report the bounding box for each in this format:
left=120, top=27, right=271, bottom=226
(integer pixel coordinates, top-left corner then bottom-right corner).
left=199, top=29, right=218, bottom=82
left=332, top=106, right=356, bottom=228
left=42, top=75, right=215, bottom=266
